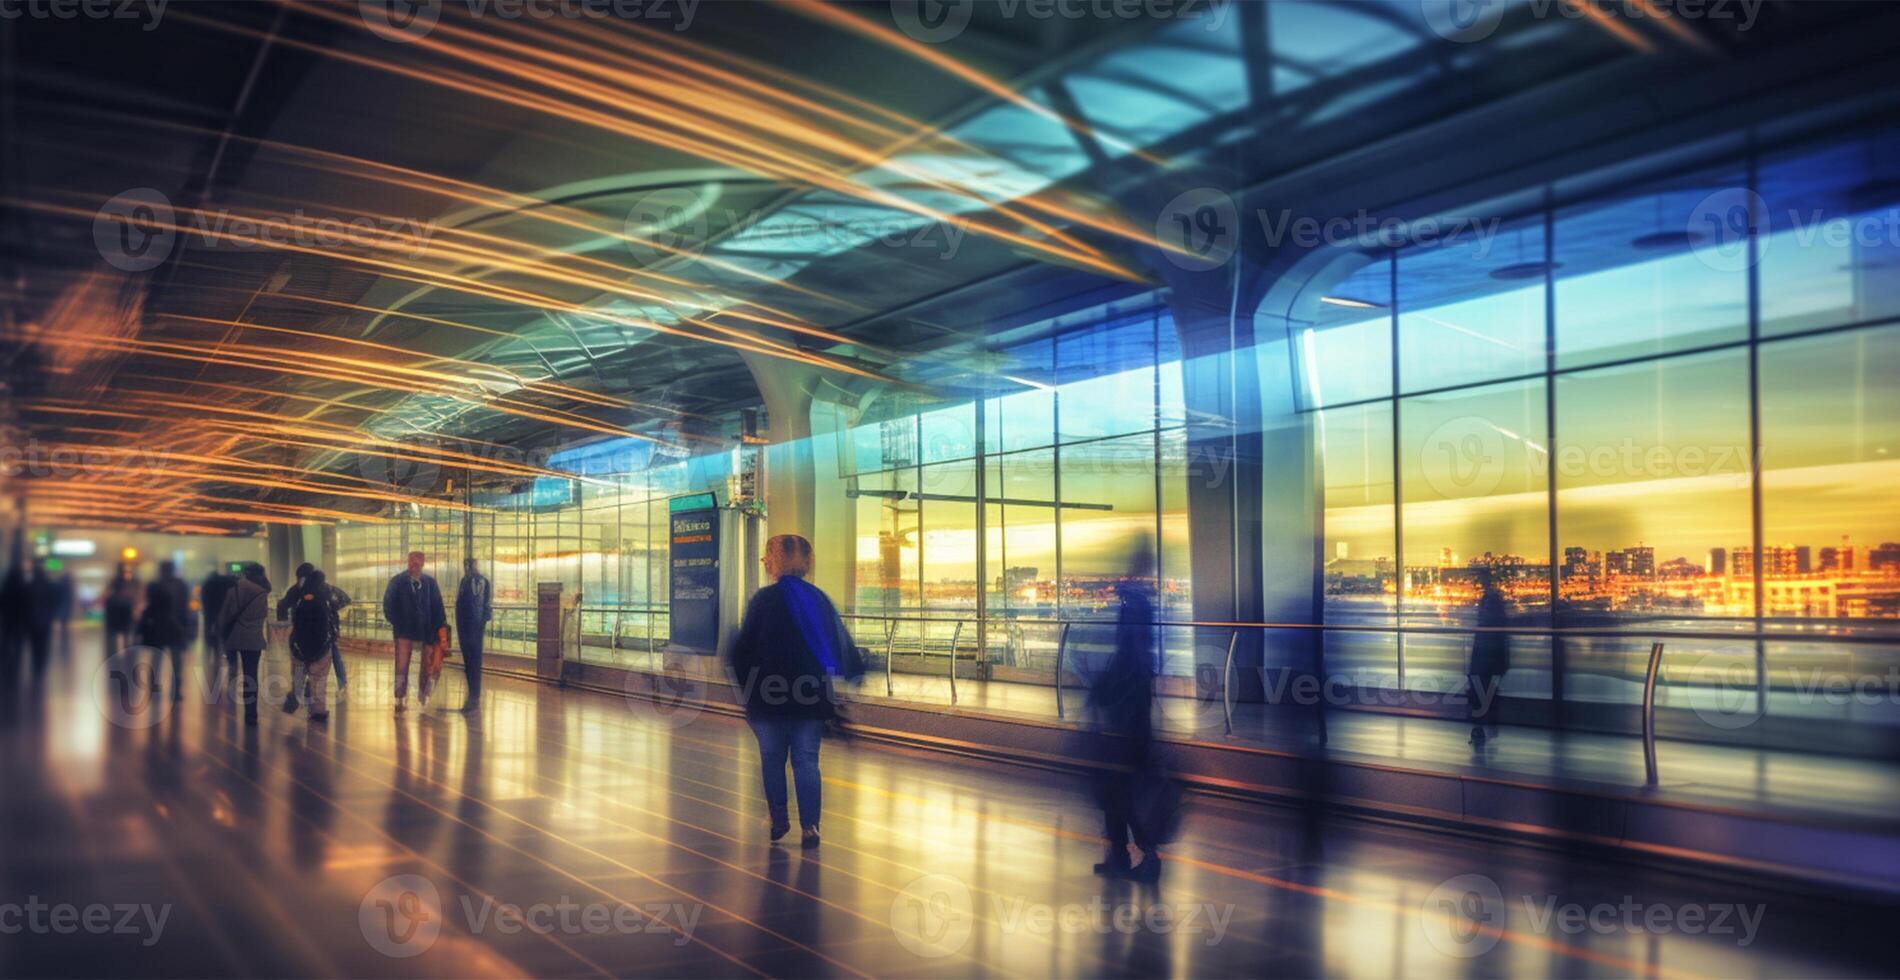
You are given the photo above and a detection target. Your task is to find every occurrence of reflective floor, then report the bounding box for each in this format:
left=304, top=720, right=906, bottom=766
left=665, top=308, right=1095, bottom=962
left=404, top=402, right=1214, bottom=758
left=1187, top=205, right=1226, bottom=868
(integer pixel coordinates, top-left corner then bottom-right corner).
left=2, top=629, right=1894, bottom=979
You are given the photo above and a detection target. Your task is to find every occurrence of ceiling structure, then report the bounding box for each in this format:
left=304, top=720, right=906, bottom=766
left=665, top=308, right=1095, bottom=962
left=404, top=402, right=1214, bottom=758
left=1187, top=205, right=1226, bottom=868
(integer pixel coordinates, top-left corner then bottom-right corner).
left=1, top=0, right=1892, bottom=534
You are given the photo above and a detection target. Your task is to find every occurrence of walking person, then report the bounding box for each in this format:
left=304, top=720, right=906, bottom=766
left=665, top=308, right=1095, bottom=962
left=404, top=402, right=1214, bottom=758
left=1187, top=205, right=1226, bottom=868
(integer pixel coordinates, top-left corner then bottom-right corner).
left=200, top=565, right=234, bottom=664
left=24, top=560, right=58, bottom=686
left=726, top=534, right=862, bottom=849
left=284, top=571, right=337, bottom=722
left=381, top=552, right=445, bottom=713
left=279, top=563, right=351, bottom=709
left=135, top=579, right=185, bottom=701
left=1466, top=567, right=1512, bottom=746
left=103, top=562, right=140, bottom=660
left=454, top=558, right=492, bottom=713
left=151, top=561, right=191, bottom=697
left=1086, top=544, right=1172, bottom=881
left=218, top=563, right=271, bottom=726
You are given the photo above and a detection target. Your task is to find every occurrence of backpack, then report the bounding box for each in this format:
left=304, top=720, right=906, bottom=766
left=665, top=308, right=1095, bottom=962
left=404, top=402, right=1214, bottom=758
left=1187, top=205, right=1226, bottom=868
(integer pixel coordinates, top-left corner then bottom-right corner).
left=289, top=590, right=333, bottom=661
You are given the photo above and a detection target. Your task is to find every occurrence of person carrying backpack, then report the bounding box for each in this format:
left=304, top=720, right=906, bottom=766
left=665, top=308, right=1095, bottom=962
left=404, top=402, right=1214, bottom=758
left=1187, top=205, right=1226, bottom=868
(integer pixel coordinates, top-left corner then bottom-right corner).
left=285, top=570, right=337, bottom=722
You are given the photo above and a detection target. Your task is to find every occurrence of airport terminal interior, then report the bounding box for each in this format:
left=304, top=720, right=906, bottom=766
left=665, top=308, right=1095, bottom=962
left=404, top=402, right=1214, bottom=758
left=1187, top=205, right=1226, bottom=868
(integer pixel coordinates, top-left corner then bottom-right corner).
left=3, top=0, right=1900, bottom=977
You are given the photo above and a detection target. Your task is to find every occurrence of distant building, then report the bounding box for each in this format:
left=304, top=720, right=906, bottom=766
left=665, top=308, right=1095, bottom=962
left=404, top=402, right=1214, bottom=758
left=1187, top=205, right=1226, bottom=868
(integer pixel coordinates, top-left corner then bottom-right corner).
left=1709, top=547, right=1727, bottom=576
left=1627, top=545, right=1655, bottom=579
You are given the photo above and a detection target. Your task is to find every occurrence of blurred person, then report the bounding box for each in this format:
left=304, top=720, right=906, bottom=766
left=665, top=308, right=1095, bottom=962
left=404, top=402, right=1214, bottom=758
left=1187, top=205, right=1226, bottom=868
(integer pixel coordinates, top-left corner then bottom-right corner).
left=454, top=557, right=492, bottom=712
left=151, top=561, right=190, bottom=696
left=200, top=565, right=235, bottom=665
left=278, top=563, right=351, bottom=707
left=24, top=560, right=58, bottom=684
left=1467, top=567, right=1512, bottom=745
left=103, top=561, right=140, bottom=659
left=381, top=551, right=445, bottom=713
left=726, top=534, right=862, bottom=849
left=218, top=563, right=271, bottom=726
left=1087, top=544, right=1167, bottom=881
left=0, top=562, right=23, bottom=693
left=284, top=570, right=337, bottom=722
left=135, top=578, right=185, bottom=700
left=53, top=569, right=74, bottom=649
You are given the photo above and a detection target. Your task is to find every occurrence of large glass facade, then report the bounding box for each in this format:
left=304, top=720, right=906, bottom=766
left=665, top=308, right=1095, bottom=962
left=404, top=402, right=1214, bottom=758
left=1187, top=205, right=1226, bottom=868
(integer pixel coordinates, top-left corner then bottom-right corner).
left=1302, top=126, right=1900, bottom=726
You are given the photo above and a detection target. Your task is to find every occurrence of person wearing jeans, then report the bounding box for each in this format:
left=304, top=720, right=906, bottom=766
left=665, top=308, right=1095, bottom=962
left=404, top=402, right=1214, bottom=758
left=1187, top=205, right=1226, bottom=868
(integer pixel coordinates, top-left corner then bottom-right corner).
left=725, top=534, right=861, bottom=849
left=381, top=551, right=445, bottom=712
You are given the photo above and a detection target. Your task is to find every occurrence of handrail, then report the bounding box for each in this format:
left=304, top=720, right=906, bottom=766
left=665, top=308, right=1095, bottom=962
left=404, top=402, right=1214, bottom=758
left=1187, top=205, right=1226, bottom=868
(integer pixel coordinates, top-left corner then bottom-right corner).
left=837, top=612, right=1900, bottom=646
left=883, top=620, right=896, bottom=697
left=1052, top=622, right=1071, bottom=720
left=1641, top=641, right=1665, bottom=786
left=947, top=621, right=963, bottom=705
left=1221, top=630, right=1237, bottom=735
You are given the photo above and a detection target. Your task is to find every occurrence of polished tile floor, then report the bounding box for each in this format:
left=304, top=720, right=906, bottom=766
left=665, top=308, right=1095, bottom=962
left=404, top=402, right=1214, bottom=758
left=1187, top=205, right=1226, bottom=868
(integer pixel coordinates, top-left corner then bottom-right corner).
left=1, top=629, right=1894, bottom=978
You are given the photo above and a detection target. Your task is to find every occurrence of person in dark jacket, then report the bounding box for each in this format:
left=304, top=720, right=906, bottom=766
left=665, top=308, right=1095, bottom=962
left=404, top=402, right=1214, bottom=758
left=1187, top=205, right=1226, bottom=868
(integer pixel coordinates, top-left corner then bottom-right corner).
left=219, top=563, right=271, bottom=725
left=201, top=566, right=235, bottom=665
left=149, top=561, right=190, bottom=697
left=0, top=564, right=24, bottom=694
left=285, top=570, right=337, bottom=722
left=1086, top=546, right=1162, bottom=880
left=726, top=534, right=861, bottom=849
left=454, top=558, right=493, bottom=712
left=23, top=560, right=59, bottom=686
left=382, top=551, right=446, bottom=712
left=104, top=562, right=140, bottom=660
left=279, top=562, right=351, bottom=706
left=136, top=579, right=186, bottom=700
left=1466, top=567, right=1512, bottom=745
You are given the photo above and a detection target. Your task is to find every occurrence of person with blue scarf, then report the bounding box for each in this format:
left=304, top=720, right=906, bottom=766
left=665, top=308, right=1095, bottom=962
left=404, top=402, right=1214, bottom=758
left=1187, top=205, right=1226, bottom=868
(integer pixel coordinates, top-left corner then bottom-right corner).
left=726, top=534, right=862, bottom=849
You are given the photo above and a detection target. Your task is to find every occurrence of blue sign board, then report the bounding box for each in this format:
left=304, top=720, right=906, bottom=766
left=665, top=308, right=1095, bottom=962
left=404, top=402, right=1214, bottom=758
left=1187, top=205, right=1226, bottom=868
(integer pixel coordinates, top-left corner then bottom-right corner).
left=667, top=497, right=720, bottom=654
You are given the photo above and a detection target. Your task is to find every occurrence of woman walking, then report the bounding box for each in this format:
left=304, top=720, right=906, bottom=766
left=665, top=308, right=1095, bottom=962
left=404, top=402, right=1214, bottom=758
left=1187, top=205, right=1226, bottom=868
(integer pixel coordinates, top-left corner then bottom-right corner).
left=726, top=534, right=861, bottom=848
left=218, top=563, right=271, bottom=726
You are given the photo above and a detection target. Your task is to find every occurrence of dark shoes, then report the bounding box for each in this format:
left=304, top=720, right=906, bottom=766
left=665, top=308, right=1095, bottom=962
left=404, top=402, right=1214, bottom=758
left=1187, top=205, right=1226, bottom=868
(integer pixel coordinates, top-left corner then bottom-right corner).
left=770, top=818, right=791, bottom=843
left=281, top=694, right=299, bottom=714
left=309, top=711, right=329, bottom=723
left=1128, top=855, right=1162, bottom=881
left=800, top=826, right=821, bottom=850
left=1094, top=848, right=1161, bottom=879
left=1093, top=851, right=1132, bottom=877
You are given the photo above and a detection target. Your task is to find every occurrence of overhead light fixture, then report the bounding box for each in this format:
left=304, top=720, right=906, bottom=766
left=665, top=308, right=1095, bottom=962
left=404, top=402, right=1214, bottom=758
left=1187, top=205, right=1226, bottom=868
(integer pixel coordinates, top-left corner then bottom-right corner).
left=1630, top=230, right=1706, bottom=250
left=1319, top=296, right=1386, bottom=309
left=1490, top=261, right=1558, bottom=281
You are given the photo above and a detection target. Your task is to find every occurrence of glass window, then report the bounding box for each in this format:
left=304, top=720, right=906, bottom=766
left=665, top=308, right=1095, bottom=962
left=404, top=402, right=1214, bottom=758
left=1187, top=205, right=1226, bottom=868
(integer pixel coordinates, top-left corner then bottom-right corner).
left=1058, top=434, right=1158, bottom=619
left=1300, top=254, right=1393, bottom=409
left=1759, top=129, right=1900, bottom=336
left=1554, top=168, right=1749, bottom=367
left=1553, top=350, right=1753, bottom=626
left=1057, top=313, right=1158, bottom=441
left=987, top=449, right=1058, bottom=619
left=1398, top=221, right=1547, bottom=392
left=918, top=460, right=977, bottom=614
left=1759, top=324, right=1900, bottom=622
left=985, top=338, right=1056, bottom=454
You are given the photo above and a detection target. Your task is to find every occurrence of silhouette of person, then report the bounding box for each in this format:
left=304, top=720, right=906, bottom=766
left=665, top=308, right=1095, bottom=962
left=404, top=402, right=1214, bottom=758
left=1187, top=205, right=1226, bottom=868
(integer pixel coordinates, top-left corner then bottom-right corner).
left=219, top=563, right=271, bottom=726
left=104, top=561, right=140, bottom=660
left=136, top=579, right=186, bottom=700
left=454, top=557, right=492, bottom=712
left=727, top=534, right=862, bottom=849
left=0, top=562, right=23, bottom=694
left=1467, top=566, right=1512, bottom=745
left=381, top=551, right=446, bottom=712
left=149, top=560, right=190, bottom=698
left=201, top=565, right=235, bottom=665
left=1088, top=544, right=1165, bottom=881
left=22, top=560, right=57, bottom=685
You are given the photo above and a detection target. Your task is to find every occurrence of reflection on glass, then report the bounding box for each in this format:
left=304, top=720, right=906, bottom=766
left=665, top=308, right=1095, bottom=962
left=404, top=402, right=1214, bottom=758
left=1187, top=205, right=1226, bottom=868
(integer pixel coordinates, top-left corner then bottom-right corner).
left=1398, top=221, right=1546, bottom=392
left=1759, top=325, right=1900, bottom=622
left=1554, top=170, right=1748, bottom=367
left=1554, top=350, right=1753, bottom=626
left=1320, top=401, right=1398, bottom=687
left=1299, top=254, right=1392, bottom=409
left=1759, top=130, right=1900, bottom=336
left=1059, top=435, right=1157, bottom=619
left=1400, top=379, right=1550, bottom=694
left=1057, top=313, right=1158, bottom=441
